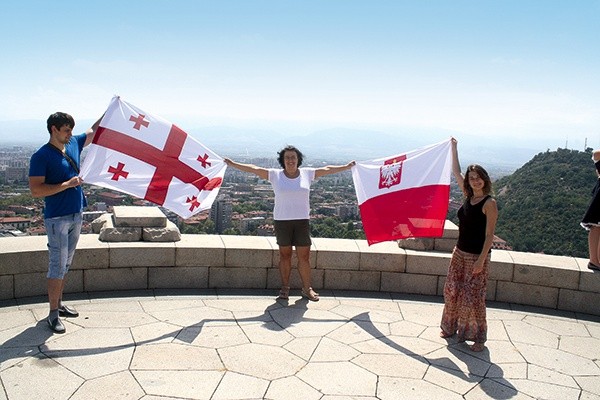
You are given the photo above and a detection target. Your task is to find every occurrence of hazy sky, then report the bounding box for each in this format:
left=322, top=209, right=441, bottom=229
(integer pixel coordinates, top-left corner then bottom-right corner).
left=1, top=0, right=599, bottom=149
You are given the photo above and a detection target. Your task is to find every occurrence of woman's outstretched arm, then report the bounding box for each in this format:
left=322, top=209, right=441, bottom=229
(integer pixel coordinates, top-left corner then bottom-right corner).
left=224, top=158, right=269, bottom=180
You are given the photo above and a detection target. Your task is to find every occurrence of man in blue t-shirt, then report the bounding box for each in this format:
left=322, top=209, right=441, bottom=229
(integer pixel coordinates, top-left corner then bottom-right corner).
left=29, top=112, right=101, bottom=333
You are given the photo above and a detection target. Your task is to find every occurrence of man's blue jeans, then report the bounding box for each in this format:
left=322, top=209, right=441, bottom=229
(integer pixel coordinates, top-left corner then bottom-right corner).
left=45, top=212, right=82, bottom=279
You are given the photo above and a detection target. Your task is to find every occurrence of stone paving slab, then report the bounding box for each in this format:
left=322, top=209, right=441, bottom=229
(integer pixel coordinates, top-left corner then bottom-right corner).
left=1, top=290, right=600, bottom=400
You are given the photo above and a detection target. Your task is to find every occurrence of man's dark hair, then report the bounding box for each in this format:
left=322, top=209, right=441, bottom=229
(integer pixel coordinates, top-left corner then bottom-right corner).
left=47, top=112, right=75, bottom=134
left=277, top=145, right=304, bottom=168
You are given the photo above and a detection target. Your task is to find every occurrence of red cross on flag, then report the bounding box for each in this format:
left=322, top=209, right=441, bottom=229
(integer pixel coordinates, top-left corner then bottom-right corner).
left=351, top=139, right=452, bottom=245
left=80, top=96, right=227, bottom=219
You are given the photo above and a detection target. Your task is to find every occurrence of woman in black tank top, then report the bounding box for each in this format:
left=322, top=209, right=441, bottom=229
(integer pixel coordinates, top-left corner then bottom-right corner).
left=439, top=138, right=498, bottom=352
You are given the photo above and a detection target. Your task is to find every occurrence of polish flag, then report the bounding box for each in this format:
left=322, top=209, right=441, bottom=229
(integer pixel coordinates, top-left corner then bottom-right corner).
left=80, top=96, right=227, bottom=219
left=352, top=139, right=452, bottom=245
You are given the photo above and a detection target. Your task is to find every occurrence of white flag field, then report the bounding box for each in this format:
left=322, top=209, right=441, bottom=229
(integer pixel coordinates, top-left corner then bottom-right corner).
left=80, top=96, right=227, bottom=219
left=351, top=139, right=453, bottom=245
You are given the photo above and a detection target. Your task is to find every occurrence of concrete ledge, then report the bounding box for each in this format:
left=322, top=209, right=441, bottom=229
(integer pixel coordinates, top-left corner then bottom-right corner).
left=267, top=268, right=324, bottom=290
left=149, top=266, right=208, bottom=289
left=558, top=288, right=600, bottom=315
left=76, top=234, right=110, bottom=269
left=0, top=235, right=49, bottom=274
left=0, top=275, right=12, bottom=299
left=221, top=236, right=273, bottom=268
left=14, top=271, right=84, bottom=298
left=495, top=281, right=559, bottom=309
left=356, top=241, right=406, bottom=272
left=489, top=250, right=514, bottom=281
left=175, top=235, right=225, bottom=267
left=381, top=271, right=438, bottom=295
left=313, top=238, right=360, bottom=270
left=1, top=230, right=600, bottom=317
left=84, top=268, right=147, bottom=292
left=108, top=242, right=176, bottom=268
left=510, top=252, right=580, bottom=289
left=209, top=267, right=267, bottom=289
left=267, top=237, right=317, bottom=270
left=324, top=270, right=381, bottom=291
left=405, top=250, right=450, bottom=275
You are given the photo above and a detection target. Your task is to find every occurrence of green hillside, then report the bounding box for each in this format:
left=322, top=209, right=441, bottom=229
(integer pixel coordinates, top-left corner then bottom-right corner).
left=493, top=148, right=596, bottom=258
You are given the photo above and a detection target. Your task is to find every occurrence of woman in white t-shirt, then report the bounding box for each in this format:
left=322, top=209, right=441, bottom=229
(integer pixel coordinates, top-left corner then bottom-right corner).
left=225, top=146, right=355, bottom=301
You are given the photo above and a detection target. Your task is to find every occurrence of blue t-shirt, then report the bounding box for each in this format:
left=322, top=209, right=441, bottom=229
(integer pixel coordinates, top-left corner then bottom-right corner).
left=29, top=133, right=87, bottom=219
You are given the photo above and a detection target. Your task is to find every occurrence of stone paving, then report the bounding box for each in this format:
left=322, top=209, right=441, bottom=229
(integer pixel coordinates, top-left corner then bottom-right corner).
left=1, top=289, right=600, bottom=400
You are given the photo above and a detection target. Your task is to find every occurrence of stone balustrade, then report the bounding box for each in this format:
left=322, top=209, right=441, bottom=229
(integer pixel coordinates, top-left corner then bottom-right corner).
left=1, top=221, right=599, bottom=316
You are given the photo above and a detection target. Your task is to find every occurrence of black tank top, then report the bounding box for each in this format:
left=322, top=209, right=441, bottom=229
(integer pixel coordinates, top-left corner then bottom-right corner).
left=456, top=195, right=491, bottom=255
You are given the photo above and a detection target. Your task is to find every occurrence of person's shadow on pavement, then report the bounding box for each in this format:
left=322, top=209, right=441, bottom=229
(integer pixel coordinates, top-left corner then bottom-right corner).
left=0, top=321, right=54, bottom=369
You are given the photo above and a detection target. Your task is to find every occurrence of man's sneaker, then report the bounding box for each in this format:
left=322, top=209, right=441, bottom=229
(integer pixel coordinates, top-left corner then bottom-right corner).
left=58, top=305, right=79, bottom=318
left=47, top=317, right=66, bottom=334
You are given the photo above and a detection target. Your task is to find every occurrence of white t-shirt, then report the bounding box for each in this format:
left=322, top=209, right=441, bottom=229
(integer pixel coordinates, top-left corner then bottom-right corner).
left=268, top=168, right=316, bottom=220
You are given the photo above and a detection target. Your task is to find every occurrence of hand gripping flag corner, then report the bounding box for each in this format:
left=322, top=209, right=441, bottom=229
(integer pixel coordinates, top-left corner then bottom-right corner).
left=80, top=96, right=227, bottom=219
left=351, top=139, right=452, bottom=245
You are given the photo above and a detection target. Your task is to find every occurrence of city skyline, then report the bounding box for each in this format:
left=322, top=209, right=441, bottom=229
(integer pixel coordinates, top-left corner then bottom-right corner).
left=0, top=1, right=598, bottom=154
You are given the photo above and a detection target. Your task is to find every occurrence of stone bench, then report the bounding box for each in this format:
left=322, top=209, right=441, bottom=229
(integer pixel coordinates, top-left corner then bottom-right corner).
left=1, top=222, right=598, bottom=316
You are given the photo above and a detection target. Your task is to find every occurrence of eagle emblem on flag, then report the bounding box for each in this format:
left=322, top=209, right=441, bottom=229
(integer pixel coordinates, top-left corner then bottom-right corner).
left=379, top=155, right=407, bottom=189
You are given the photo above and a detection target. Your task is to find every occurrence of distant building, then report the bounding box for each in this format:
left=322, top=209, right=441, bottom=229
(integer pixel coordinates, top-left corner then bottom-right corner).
left=97, top=191, right=127, bottom=206
left=82, top=211, right=107, bottom=222
left=235, top=183, right=254, bottom=192
left=27, top=225, right=46, bottom=236
left=182, top=211, right=210, bottom=229
left=337, top=204, right=358, bottom=219
left=92, top=202, right=108, bottom=212
left=0, top=216, right=31, bottom=231
left=254, top=184, right=273, bottom=194
left=160, top=207, right=180, bottom=226
left=492, top=235, right=512, bottom=250
left=240, top=217, right=266, bottom=233
left=5, top=166, right=28, bottom=183
left=0, top=229, right=27, bottom=237
left=7, top=205, right=36, bottom=215
left=315, top=206, right=336, bottom=216
left=256, top=224, right=275, bottom=236
left=210, top=197, right=233, bottom=234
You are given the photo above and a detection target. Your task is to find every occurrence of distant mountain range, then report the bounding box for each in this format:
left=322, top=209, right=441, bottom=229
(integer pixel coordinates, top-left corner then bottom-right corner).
left=0, top=118, right=553, bottom=170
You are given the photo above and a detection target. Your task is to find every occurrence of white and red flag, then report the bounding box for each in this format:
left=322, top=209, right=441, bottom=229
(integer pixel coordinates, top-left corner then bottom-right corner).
left=80, top=96, right=226, bottom=219
left=351, top=139, right=452, bottom=245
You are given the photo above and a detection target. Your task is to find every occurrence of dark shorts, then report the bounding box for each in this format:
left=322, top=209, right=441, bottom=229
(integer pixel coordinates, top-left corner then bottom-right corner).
left=274, top=219, right=311, bottom=247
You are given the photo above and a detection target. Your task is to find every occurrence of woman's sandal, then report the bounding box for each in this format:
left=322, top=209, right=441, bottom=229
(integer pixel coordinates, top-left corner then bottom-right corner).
left=277, top=286, right=290, bottom=300
left=301, top=287, right=320, bottom=302
left=439, top=330, right=454, bottom=339
left=470, top=343, right=485, bottom=352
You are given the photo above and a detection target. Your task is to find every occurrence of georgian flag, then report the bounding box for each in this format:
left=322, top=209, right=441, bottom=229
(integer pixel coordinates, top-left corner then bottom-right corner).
left=80, top=96, right=226, bottom=219
left=352, top=139, right=452, bottom=245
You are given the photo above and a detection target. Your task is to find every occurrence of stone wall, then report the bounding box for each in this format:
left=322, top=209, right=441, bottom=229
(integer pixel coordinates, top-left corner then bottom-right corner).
left=0, top=222, right=598, bottom=315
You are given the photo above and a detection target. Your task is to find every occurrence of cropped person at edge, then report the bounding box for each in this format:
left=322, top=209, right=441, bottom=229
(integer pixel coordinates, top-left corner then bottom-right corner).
left=225, top=145, right=355, bottom=301
left=580, top=149, right=600, bottom=271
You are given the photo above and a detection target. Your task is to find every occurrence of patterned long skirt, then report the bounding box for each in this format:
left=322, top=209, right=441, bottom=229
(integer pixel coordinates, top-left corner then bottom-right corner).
left=440, top=247, right=489, bottom=344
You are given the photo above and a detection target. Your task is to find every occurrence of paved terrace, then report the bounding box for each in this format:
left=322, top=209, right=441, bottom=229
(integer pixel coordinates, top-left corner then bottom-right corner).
left=1, top=290, right=600, bottom=399
left=1, top=221, right=600, bottom=399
